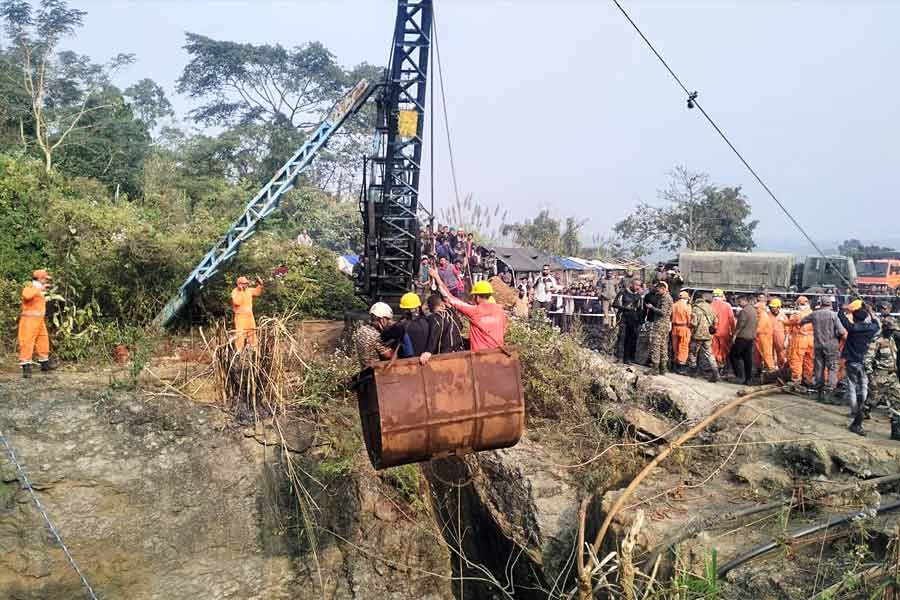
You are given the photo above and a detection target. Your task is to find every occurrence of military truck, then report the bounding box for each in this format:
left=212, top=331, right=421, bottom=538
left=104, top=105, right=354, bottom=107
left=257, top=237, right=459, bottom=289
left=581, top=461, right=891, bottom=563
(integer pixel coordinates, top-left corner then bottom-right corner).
left=796, top=255, right=857, bottom=292
left=679, top=251, right=795, bottom=293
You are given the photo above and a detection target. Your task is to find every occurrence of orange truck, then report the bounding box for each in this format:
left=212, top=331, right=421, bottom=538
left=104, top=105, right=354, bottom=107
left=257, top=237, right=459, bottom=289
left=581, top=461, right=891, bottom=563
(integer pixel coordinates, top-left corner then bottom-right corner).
left=857, top=259, right=900, bottom=294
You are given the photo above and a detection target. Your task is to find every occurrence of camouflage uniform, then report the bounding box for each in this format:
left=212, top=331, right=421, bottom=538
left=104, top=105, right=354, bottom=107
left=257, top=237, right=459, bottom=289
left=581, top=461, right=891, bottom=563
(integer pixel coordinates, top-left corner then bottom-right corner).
left=688, top=298, right=719, bottom=374
left=647, top=293, right=673, bottom=372
left=866, top=318, right=900, bottom=436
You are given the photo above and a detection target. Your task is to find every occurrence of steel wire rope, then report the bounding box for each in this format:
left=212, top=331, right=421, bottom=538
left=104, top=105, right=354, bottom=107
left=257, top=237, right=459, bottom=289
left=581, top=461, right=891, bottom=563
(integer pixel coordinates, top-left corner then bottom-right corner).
left=0, top=429, right=99, bottom=600
left=610, top=0, right=858, bottom=293
left=432, top=11, right=462, bottom=208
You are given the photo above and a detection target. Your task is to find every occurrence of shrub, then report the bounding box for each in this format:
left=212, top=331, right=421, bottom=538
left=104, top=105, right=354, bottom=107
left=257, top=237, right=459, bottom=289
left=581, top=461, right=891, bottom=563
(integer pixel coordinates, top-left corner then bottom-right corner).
left=505, top=317, right=594, bottom=421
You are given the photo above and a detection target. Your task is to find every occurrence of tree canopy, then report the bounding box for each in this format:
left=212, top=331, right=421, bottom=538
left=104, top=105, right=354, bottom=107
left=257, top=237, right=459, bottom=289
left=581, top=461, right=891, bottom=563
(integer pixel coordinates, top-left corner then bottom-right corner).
left=501, top=209, right=586, bottom=255
left=614, top=166, right=758, bottom=254
left=837, top=239, right=896, bottom=261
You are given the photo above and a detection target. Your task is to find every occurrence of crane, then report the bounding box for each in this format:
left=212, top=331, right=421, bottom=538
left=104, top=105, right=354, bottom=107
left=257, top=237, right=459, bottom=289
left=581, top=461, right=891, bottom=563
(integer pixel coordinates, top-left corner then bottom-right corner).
left=154, top=0, right=433, bottom=328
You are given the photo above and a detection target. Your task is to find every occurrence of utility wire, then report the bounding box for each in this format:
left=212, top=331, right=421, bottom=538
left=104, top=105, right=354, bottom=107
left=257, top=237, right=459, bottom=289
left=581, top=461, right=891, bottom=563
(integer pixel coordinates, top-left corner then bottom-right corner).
left=610, top=0, right=857, bottom=293
left=432, top=12, right=463, bottom=209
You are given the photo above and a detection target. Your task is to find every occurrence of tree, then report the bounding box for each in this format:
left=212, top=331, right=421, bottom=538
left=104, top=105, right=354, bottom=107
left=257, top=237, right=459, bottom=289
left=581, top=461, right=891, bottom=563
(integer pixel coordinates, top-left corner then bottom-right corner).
left=124, top=78, right=174, bottom=130
left=0, top=0, right=134, bottom=173
left=501, top=209, right=586, bottom=255
left=614, top=166, right=758, bottom=253
left=837, top=239, right=896, bottom=261
left=176, top=33, right=379, bottom=192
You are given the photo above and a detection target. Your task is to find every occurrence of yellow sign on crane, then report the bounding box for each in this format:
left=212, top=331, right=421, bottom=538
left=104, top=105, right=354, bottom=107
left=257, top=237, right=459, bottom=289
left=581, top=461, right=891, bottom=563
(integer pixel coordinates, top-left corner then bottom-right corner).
left=398, top=110, right=418, bottom=137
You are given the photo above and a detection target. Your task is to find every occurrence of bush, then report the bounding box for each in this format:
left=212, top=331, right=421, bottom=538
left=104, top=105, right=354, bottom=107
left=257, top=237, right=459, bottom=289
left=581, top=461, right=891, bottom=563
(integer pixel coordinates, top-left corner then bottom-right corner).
left=505, top=317, right=594, bottom=421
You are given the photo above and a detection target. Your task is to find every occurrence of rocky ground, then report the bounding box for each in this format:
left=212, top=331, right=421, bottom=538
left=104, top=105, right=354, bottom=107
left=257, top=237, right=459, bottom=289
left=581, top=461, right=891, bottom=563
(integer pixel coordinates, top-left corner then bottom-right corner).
left=1, top=344, right=899, bottom=599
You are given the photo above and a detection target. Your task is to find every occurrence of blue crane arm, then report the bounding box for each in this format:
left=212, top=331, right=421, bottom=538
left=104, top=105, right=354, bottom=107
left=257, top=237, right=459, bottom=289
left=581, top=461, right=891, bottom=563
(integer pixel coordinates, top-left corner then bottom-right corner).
left=153, top=79, right=376, bottom=329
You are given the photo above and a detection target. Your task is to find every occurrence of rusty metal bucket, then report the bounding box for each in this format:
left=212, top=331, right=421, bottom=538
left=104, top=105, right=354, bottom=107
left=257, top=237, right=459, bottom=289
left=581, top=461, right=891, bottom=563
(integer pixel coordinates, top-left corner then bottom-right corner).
left=351, top=347, right=525, bottom=470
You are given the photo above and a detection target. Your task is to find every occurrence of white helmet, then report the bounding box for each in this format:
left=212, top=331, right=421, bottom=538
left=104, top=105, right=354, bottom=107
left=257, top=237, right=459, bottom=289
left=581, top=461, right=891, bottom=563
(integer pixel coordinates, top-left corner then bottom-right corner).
left=369, top=302, right=393, bottom=319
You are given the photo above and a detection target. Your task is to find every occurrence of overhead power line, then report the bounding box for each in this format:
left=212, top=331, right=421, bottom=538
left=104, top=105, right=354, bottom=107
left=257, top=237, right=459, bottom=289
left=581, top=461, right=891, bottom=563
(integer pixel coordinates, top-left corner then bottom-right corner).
left=610, top=0, right=856, bottom=292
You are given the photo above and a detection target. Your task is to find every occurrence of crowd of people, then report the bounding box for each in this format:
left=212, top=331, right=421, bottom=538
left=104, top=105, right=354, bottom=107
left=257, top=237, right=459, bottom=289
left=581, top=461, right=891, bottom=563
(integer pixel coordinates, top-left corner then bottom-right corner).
left=607, top=264, right=900, bottom=442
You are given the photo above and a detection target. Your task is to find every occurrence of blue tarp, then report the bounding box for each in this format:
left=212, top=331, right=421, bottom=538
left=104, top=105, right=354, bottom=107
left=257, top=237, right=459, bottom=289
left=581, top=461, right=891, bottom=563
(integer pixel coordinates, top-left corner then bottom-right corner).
left=342, top=255, right=360, bottom=266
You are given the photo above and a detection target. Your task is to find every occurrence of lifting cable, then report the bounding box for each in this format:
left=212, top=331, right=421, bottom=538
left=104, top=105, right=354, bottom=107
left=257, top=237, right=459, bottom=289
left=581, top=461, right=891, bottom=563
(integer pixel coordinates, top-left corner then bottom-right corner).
left=432, top=11, right=463, bottom=209
left=610, top=0, right=858, bottom=294
left=0, top=428, right=99, bottom=600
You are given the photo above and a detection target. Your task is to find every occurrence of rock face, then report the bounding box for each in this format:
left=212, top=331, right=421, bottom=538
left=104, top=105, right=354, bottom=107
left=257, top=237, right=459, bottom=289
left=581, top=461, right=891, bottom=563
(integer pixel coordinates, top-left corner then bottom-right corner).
left=0, top=373, right=452, bottom=600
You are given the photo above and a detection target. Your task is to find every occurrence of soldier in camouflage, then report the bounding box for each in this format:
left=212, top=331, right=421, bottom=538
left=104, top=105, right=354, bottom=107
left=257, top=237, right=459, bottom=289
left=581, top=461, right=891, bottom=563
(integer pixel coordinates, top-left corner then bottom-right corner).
left=865, top=316, right=900, bottom=441
left=688, top=292, right=720, bottom=382
left=645, top=281, right=673, bottom=375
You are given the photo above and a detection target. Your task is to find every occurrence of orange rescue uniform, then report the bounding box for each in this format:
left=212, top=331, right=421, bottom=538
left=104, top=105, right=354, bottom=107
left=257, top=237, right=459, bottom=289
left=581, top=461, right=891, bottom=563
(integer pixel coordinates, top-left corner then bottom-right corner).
left=18, top=282, right=50, bottom=364
left=232, top=284, right=263, bottom=350
left=711, top=298, right=736, bottom=366
left=787, top=307, right=814, bottom=384
left=754, top=302, right=776, bottom=371
left=771, top=311, right=787, bottom=368
left=671, top=299, right=692, bottom=365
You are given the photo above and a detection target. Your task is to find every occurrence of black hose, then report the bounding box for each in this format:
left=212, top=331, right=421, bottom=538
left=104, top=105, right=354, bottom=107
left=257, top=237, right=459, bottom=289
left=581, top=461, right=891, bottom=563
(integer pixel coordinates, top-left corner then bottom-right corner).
left=717, top=498, right=900, bottom=578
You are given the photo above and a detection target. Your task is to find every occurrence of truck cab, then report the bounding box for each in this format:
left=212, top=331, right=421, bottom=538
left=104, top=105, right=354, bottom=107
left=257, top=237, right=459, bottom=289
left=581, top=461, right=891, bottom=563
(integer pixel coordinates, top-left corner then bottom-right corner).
left=857, top=259, right=900, bottom=293
left=800, top=255, right=857, bottom=292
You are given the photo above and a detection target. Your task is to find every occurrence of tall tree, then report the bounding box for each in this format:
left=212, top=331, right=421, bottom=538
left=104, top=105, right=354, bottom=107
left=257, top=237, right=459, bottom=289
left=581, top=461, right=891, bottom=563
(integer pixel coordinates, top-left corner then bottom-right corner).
left=614, top=166, right=758, bottom=253
left=176, top=34, right=379, bottom=192
left=501, top=209, right=586, bottom=255
left=124, top=78, right=174, bottom=130
left=0, top=0, right=134, bottom=173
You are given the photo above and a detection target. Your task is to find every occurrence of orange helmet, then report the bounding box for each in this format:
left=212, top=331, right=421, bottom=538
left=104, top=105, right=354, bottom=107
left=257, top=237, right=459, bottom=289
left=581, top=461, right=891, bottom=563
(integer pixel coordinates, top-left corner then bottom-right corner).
left=33, top=269, right=52, bottom=280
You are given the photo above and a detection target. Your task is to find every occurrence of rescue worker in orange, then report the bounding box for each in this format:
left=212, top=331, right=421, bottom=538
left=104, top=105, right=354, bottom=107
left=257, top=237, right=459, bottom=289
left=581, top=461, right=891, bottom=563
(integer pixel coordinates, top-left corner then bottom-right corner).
left=711, top=289, right=735, bottom=373
left=19, top=269, right=58, bottom=379
left=671, top=290, right=692, bottom=373
left=754, top=297, right=777, bottom=375
left=232, top=275, right=264, bottom=351
left=768, top=298, right=788, bottom=369
left=787, top=295, right=815, bottom=387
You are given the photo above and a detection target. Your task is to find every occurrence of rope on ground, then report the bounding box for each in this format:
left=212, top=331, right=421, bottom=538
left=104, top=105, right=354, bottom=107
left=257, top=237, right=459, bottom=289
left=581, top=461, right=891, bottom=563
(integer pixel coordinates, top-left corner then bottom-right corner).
left=0, top=428, right=99, bottom=600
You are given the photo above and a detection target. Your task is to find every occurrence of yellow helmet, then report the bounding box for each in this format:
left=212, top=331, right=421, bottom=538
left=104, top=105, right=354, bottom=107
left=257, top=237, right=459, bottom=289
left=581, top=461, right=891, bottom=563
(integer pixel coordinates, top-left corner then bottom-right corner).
left=712, top=288, right=724, bottom=298
left=768, top=298, right=782, bottom=308
left=470, top=280, right=494, bottom=296
left=847, top=299, right=863, bottom=312
left=399, top=292, right=422, bottom=309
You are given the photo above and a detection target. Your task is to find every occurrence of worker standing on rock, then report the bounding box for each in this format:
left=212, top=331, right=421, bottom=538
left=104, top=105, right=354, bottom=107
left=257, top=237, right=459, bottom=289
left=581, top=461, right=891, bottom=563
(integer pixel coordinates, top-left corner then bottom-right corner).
left=787, top=296, right=815, bottom=388
left=688, top=292, right=719, bottom=382
left=671, top=290, right=692, bottom=373
left=431, top=274, right=507, bottom=351
left=839, top=304, right=879, bottom=435
left=645, top=281, right=673, bottom=375
left=613, top=279, right=644, bottom=364
left=768, top=299, right=788, bottom=369
left=231, top=275, right=264, bottom=351
left=18, top=269, right=58, bottom=379
left=800, top=296, right=847, bottom=401
left=730, top=295, right=758, bottom=385
left=711, top=289, right=735, bottom=374
left=865, top=316, right=900, bottom=440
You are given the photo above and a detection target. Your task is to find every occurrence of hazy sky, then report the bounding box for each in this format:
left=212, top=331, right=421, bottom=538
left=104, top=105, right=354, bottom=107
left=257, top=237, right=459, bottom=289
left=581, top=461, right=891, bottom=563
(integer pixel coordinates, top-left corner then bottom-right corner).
left=65, top=0, right=899, bottom=251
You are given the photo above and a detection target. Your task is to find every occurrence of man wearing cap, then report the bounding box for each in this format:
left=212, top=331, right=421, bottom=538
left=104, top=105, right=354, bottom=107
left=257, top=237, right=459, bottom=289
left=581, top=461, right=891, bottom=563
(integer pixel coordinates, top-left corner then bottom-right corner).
left=787, top=296, right=815, bottom=387
left=431, top=274, right=507, bottom=353
left=670, top=290, right=692, bottom=373
left=688, top=292, right=719, bottom=381
left=231, top=275, right=264, bottom=351
left=865, top=315, right=900, bottom=440
left=710, top=289, right=735, bottom=372
left=838, top=303, right=879, bottom=435
left=354, top=302, right=395, bottom=368
left=645, top=280, right=673, bottom=375
left=18, top=269, right=58, bottom=378
left=800, top=296, right=847, bottom=400
left=768, top=298, right=788, bottom=369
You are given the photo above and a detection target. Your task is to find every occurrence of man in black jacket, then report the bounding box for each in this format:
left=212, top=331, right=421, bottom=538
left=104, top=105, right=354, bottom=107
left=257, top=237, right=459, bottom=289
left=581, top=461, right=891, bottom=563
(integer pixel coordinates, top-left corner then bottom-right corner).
left=613, top=279, right=644, bottom=364
left=419, top=294, right=465, bottom=364
left=839, top=304, right=880, bottom=435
